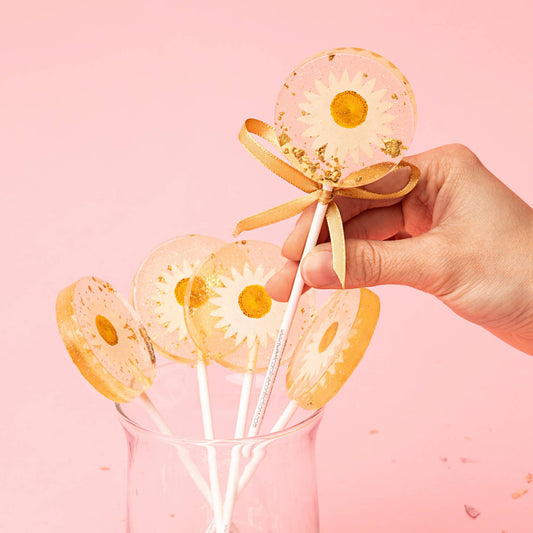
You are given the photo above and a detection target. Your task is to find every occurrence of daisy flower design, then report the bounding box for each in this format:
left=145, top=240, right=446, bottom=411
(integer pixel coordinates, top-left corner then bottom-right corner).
left=184, top=240, right=315, bottom=372
left=56, top=276, right=156, bottom=403
left=274, top=48, right=417, bottom=183
left=298, top=70, right=394, bottom=165
left=210, top=263, right=286, bottom=350
left=287, top=288, right=380, bottom=410
left=131, top=235, right=225, bottom=364
left=151, top=260, right=201, bottom=340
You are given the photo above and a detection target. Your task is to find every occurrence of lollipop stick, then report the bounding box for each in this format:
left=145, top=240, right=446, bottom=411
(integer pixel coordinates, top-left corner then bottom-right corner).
left=221, top=341, right=259, bottom=532
left=248, top=183, right=333, bottom=437
left=237, top=400, right=299, bottom=494
left=137, top=392, right=213, bottom=506
left=197, top=357, right=224, bottom=533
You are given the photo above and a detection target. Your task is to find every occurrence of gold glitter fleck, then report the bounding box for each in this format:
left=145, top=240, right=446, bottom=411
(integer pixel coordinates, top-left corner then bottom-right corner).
left=278, top=133, right=290, bottom=146
left=391, top=93, right=398, bottom=100
left=381, top=138, right=407, bottom=158
left=284, top=83, right=289, bottom=89
left=526, top=473, right=532, bottom=483
left=328, top=54, right=335, bottom=61
left=316, top=144, right=327, bottom=163
left=363, top=73, right=368, bottom=77
left=277, top=111, right=285, bottom=121
left=512, top=489, right=528, bottom=499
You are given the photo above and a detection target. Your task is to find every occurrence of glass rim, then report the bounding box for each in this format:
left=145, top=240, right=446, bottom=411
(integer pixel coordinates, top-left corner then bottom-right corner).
left=115, top=398, right=324, bottom=446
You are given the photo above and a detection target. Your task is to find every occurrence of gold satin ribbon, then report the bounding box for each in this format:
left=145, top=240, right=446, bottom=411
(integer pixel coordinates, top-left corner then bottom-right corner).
left=235, top=118, right=420, bottom=287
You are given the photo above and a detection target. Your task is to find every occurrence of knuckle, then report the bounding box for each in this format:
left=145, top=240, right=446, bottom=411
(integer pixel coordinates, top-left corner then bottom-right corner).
left=348, top=240, right=382, bottom=287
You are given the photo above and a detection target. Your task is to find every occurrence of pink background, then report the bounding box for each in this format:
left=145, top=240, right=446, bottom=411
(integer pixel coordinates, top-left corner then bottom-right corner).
left=2, top=1, right=532, bottom=532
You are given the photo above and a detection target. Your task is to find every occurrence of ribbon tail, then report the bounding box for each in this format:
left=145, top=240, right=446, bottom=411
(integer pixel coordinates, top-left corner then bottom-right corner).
left=325, top=201, right=346, bottom=289
left=234, top=190, right=322, bottom=236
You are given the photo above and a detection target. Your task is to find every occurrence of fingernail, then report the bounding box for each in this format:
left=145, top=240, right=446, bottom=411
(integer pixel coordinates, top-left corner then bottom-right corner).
left=302, top=250, right=339, bottom=288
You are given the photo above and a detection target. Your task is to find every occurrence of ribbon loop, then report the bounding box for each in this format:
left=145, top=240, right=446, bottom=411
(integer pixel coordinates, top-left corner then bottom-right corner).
left=236, top=119, right=420, bottom=285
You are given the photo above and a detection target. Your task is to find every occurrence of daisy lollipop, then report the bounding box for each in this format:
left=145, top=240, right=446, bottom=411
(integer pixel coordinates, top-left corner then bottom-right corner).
left=236, top=288, right=380, bottom=498
left=183, top=240, right=314, bottom=532
left=131, top=235, right=226, bottom=531
left=56, top=276, right=212, bottom=505
left=235, top=48, right=418, bottom=436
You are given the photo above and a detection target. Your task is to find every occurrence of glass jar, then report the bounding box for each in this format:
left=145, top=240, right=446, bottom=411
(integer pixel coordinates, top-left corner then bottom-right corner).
left=116, top=362, right=323, bottom=532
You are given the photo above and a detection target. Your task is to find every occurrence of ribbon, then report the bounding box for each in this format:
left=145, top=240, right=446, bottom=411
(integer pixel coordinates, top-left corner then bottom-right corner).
left=234, top=118, right=420, bottom=287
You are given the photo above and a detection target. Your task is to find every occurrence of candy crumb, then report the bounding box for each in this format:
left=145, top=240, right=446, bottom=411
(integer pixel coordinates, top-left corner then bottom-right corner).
left=464, top=504, right=480, bottom=518
left=526, top=473, right=532, bottom=483
left=511, top=489, right=528, bottom=500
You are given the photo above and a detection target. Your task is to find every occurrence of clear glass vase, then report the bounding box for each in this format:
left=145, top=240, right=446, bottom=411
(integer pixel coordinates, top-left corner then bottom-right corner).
left=116, top=362, right=323, bottom=532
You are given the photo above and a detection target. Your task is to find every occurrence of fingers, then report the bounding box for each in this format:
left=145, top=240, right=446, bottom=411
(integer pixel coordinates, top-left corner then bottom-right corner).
left=301, top=233, right=447, bottom=294
left=282, top=164, right=413, bottom=261
left=265, top=260, right=299, bottom=302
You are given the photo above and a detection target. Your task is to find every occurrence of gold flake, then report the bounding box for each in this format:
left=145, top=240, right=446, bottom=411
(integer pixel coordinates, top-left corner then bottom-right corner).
left=391, top=93, right=398, bottom=100
left=381, top=138, right=407, bottom=158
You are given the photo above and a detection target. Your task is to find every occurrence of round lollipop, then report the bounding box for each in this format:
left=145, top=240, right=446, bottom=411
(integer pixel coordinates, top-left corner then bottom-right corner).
left=287, top=287, right=380, bottom=410
left=132, top=235, right=227, bottom=531
left=131, top=234, right=226, bottom=364
left=184, top=240, right=315, bottom=373
left=56, top=276, right=156, bottom=403
left=233, top=288, right=380, bottom=504
left=275, top=47, right=417, bottom=185
left=56, top=275, right=218, bottom=512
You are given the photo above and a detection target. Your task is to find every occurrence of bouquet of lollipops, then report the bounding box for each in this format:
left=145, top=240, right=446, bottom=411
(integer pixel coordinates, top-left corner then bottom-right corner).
left=56, top=48, right=418, bottom=532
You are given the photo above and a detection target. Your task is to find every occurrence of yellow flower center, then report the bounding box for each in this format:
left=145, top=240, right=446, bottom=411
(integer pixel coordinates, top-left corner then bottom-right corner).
left=330, top=91, right=368, bottom=128
left=318, top=321, right=338, bottom=353
left=95, top=314, right=119, bottom=346
left=238, top=284, right=272, bottom=319
left=174, top=277, right=208, bottom=308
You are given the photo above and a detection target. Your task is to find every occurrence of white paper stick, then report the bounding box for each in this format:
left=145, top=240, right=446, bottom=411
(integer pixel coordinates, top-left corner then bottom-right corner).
left=238, top=400, right=298, bottom=494
left=137, top=392, right=212, bottom=505
left=248, top=183, right=333, bottom=437
left=221, top=341, right=259, bottom=532
left=197, top=358, right=224, bottom=533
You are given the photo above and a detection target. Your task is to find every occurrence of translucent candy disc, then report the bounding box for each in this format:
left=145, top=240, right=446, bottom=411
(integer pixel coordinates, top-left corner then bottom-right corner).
left=286, top=288, right=379, bottom=410
left=275, top=48, right=417, bottom=186
left=184, top=240, right=315, bottom=372
left=56, top=276, right=156, bottom=403
left=131, top=235, right=226, bottom=364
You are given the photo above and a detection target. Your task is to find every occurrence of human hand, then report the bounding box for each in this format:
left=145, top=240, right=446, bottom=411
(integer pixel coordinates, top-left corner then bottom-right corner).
left=266, top=144, right=533, bottom=355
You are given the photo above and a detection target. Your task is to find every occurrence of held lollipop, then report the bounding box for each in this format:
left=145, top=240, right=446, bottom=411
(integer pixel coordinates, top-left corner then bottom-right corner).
left=55, top=276, right=212, bottom=504
left=235, top=48, right=419, bottom=435
left=237, top=288, right=380, bottom=496
left=131, top=235, right=226, bottom=532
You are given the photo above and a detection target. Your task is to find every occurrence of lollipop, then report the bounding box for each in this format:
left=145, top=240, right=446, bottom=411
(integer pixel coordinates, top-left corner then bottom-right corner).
left=56, top=276, right=156, bottom=403
left=131, top=234, right=226, bottom=364
left=286, top=287, right=380, bottom=410
left=183, top=240, right=314, bottom=532
left=234, top=48, right=418, bottom=436
left=131, top=235, right=227, bottom=531
left=235, top=288, right=380, bottom=501
left=56, top=276, right=213, bottom=506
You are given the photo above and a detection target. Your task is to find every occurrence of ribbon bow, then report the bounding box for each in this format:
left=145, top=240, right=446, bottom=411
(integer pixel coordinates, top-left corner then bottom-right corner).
left=234, top=118, right=420, bottom=287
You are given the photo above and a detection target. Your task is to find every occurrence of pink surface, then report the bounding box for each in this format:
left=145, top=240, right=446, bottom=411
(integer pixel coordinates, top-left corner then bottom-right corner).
left=2, top=1, right=532, bottom=532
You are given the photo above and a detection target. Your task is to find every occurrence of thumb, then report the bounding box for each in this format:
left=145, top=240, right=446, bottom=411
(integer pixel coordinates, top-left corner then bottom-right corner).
left=301, top=235, right=448, bottom=293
